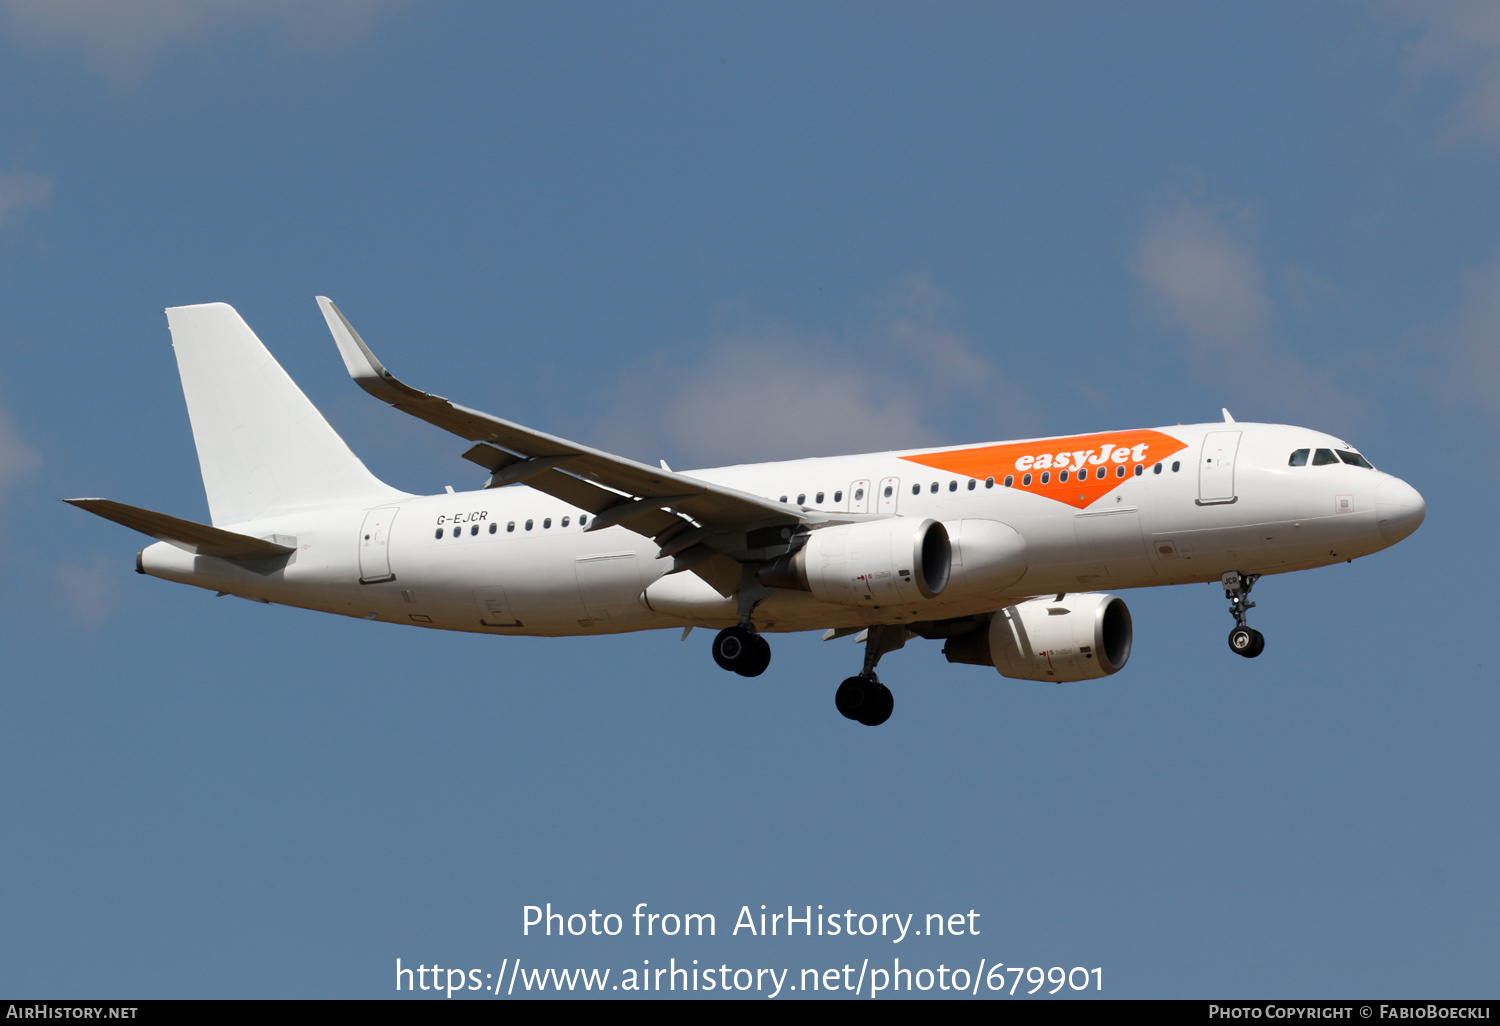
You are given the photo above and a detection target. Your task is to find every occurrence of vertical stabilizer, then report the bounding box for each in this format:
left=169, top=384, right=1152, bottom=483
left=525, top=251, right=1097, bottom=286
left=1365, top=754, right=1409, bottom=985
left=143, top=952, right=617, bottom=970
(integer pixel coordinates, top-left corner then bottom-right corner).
left=166, top=302, right=403, bottom=526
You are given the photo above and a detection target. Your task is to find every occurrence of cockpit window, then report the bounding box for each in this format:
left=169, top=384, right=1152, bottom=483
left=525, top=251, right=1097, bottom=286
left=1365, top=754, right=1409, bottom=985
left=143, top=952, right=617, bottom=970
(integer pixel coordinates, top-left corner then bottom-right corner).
left=1311, top=448, right=1339, bottom=466
left=1336, top=450, right=1374, bottom=469
left=1288, top=449, right=1309, bottom=467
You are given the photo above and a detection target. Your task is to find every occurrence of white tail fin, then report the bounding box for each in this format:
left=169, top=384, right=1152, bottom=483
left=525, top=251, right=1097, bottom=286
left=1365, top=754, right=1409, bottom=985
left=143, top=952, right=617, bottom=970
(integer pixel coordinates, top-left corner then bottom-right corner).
left=166, top=302, right=403, bottom=526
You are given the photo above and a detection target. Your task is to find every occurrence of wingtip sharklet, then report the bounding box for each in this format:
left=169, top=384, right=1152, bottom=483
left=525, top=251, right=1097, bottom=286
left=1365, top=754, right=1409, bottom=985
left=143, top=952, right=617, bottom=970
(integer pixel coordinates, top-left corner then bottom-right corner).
left=316, top=295, right=390, bottom=385
left=316, top=296, right=436, bottom=410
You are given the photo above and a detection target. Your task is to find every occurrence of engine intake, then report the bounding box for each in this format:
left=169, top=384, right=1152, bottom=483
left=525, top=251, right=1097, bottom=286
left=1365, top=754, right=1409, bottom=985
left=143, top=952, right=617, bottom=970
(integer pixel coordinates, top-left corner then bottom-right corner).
left=944, top=593, right=1131, bottom=682
left=759, top=518, right=950, bottom=606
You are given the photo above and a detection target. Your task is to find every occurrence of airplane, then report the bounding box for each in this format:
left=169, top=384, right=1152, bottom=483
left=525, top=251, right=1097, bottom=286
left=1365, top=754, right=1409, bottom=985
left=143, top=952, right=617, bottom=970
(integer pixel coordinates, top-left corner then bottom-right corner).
left=67, top=300, right=1426, bottom=726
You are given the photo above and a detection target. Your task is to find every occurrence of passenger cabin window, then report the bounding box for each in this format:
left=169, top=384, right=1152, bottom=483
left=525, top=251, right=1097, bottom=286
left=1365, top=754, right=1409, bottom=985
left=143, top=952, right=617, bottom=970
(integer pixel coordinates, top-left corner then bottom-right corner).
left=507, top=521, right=515, bottom=532
left=815, top=492, right=824, bottom=503
left=1003, top=475, right=1013, bottom=487
left=854, top=488, right=864, bottom=500
left=543, top=518, right=551, bottom=529
left=561, top=516, right=570, bottom=527
left=470, top=524, right=479, bottom=536
left=948, top=480, right=957, bottom=492
left=882, top=486, right=891, bottom=498
left=1288, top=449, right=1309, bottom=467
left=1133, top=464, right=1143, bottom=477
left=579, top=514, right=589, bottom=527
left=1059, top=470, right=1069, bottom=483
left=1171, top=461, right=1181, bottom=472
left=1022, top=473, right=1032, bottom=486
left=1153, top=463, right=1162, bottom=474
left=1040, top=471, right=1050, bottom=484
left=525, top=519, right=534, bottom=531
left=930, top=482, right=938, bottom=493
left=912, top=483, right=921, bottom=495
left=1337, top=450, right=1374, bottom=469
left=489, top=523, right=497, bottom=534
left=1096, top=466, right=1106, bottom=479
left=1312, top=448, right=1339, bottom=466
left=967, top=479, right=976, bottom=490
left=798, top=493, right=806, bottom=504
left=833, top=491, right=843, bottom=503
left=434, top=528, right=444, bottom=539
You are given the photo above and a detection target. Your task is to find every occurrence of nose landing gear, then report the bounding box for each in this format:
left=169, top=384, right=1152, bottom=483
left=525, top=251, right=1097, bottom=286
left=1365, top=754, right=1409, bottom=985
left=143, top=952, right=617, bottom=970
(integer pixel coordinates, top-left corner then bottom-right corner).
left=712, top=624, right=771, bottom=677
left=1222, top=571, right=1264, bottom=658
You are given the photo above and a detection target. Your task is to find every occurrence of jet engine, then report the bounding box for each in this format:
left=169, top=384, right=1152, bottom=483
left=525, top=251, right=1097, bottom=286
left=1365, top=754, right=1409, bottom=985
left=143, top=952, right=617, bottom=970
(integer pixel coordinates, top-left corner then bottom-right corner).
left=759, top=518, right=950, bottom=606
left=943, top=593, right=1131, bottom=682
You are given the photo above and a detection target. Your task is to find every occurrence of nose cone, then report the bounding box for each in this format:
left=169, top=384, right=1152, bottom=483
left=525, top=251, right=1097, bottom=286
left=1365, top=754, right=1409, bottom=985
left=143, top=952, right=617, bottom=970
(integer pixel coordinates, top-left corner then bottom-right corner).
left=1376, top=477, right=1426, bottom=545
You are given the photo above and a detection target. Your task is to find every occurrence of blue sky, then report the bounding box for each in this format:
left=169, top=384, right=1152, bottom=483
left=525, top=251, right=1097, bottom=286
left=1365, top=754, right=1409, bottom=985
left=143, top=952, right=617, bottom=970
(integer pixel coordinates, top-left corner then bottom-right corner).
left=1, top=1, right=1496, bottom=999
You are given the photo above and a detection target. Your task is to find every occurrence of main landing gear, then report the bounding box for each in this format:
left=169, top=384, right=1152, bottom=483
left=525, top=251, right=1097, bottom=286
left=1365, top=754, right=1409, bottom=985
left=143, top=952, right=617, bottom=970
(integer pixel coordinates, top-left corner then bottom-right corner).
left=712, top=624, right=771, bottom=677
left=1222, top=571, right=1265, bottom=658
left=834, top=625, right=907, bottom=727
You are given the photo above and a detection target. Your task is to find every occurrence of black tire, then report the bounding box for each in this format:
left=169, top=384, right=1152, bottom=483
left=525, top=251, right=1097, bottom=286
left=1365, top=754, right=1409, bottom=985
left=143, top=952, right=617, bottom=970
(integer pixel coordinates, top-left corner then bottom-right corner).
left=712, top=626, right=756, bottom=673
left=1245, top=628, right=1265, bottom=658
left=857, top=683, right=894, bottom=727
left=835, top=676, right=869, bottom=720
left=737, top=635, right=772, bottom=678
left=1228, top=626, right=1256, bottom=657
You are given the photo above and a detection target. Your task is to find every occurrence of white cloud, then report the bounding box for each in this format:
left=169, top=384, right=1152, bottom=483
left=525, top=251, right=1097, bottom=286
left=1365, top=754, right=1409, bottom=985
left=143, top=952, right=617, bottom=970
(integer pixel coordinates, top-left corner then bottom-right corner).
left=53, top=556, right=122, bottom=628
left=591, top=275, right=1037, bottom=469
left=0, top=172, right=52, bottom=228
left=0, top=0, right=404, bottom=80
left=1132, top=190, right=1361, bottom=424
left=1436, top=258, right=1500, bottom=408
left=0, top=398, right=41, bottom=504
left=1388, top=0, right=1500, bottom=145
left=1133, top=195, right=1272, bottom=354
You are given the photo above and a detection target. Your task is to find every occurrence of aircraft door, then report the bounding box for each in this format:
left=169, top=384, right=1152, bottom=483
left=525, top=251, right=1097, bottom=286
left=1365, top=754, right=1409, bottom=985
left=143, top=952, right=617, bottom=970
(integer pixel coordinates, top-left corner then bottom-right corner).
left=1198, top=431, right=1242, bottom=505
left=849, top=480, right=871, bottom=514
left=358, top=506, right=400, bottom=583
left=878, top=477, right=900, bottom=514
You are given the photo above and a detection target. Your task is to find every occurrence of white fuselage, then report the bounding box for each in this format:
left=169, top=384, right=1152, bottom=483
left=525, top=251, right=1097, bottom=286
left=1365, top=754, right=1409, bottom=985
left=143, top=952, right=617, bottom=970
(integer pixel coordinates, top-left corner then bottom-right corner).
left=137, top=421, right=1424, bottom=637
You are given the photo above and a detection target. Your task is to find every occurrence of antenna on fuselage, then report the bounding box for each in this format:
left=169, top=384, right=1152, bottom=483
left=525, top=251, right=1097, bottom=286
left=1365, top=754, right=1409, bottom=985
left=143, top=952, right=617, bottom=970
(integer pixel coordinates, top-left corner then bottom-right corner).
left=1222, top=408, right=1236, bottom=423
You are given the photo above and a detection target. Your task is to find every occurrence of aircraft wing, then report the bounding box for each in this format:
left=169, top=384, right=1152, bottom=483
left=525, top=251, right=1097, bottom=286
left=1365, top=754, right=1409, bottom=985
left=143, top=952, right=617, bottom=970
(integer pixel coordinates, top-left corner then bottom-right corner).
left=317, top=298, right=870, bottom=577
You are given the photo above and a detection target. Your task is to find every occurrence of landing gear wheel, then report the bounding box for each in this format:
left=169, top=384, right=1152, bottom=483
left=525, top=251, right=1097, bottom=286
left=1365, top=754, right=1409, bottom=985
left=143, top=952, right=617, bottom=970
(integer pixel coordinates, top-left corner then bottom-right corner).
left=859, top=682, right=894, bottom=726
left=712, top=626, right=771, bottom=677
left=712, top=626, right=755, bottom=673
left=835, top=676, right=867, bottom=720
left=740, top=635, right=772, bottom=677
left=1228, top=626, right=1265, bottom=658
left=834, top=676, right=894, bottom=726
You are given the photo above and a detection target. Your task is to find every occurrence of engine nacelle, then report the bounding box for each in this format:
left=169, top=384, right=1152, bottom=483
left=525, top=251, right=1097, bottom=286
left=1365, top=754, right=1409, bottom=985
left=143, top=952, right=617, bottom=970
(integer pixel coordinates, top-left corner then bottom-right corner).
left=760, top=518, right=950, bottom=606
left=944, top=593, right=1131, bottom=682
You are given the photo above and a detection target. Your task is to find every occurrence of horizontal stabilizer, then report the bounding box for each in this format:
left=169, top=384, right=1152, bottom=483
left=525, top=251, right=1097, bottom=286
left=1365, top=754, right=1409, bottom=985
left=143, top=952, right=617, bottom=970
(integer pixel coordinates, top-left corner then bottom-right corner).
left=64, top=499, right=295, bottom=560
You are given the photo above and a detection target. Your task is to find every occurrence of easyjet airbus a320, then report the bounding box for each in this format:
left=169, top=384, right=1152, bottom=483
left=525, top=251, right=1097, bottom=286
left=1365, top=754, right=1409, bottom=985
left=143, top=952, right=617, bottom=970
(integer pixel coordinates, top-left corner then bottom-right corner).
left=70, top=301, right=1426, bottom=725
